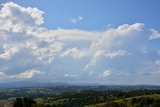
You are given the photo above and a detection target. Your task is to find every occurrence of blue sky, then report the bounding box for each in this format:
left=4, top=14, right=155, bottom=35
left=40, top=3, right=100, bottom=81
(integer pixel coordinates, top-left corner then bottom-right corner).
left=0, top=0, right=160, bottom=85
left=1, top=0, right=160, bottom=30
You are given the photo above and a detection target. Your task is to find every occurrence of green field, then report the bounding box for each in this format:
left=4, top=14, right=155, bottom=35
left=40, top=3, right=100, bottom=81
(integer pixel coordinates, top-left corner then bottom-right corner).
left=0, top=100, right=13, bottom=107
left=1, top=86, right=160, bottom=107
left=1, top=94, right=160, bottom=107
left=87, top=94, right=160, bottom=107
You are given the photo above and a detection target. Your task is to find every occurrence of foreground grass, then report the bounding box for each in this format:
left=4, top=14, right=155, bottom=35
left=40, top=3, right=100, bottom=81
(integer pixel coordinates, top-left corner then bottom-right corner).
left=0, top=100, right=12, bottom=107
left=86, top=94, right=160, bottom=107
left=1, top=94, right=160, bottom=107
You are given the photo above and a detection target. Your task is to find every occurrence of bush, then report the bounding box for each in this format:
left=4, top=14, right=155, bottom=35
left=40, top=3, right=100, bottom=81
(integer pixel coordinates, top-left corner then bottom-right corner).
left=13, top=97, right=37, bottom=107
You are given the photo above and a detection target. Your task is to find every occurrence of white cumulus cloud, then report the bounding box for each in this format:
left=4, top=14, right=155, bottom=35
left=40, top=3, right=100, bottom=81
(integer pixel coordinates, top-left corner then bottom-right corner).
left=0, top=44, right=18, bottom=60
left=0, top=71, right=5, bottom=78
left=65, top=74, right=78, bottom=77
left=61, top=48, right=86, bottom=59
left=84, top=50, right=127, bottom=71
left=71, top=16, right=83, bottom=23
left=99, top=70, right=112, bottom=78
left=0, top=2, right=159, bottom=84
left=149, top=29, right=160, bottom=40
left=17, top=70, right=44, bottom=79
left=0, top=2, right=44, bottom=33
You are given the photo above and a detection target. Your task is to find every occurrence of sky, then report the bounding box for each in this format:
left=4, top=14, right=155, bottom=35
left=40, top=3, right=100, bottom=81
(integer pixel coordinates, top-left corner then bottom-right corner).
left=0, top=0, right=160, bottom=85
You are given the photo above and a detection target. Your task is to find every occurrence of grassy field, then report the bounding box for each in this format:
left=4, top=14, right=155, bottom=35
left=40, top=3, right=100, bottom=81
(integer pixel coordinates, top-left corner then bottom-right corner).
left=1, top=87, right=160, bottom=107
left=1, top=94, right=160, bottom=107
left=86, top=94, right=160, bottom=107
left=0, top=100, right=13, bottom=107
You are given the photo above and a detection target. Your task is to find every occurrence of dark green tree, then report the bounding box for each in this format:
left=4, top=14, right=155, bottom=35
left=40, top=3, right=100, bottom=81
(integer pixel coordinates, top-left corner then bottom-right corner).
left=13, top=97, right=37, bottom=107
left=13, top=98, right=23, bottom=107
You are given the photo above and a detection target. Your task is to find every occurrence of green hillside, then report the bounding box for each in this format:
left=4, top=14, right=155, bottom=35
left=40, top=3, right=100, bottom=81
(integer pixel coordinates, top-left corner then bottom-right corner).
left=1, top=87, right=160, bottom=107
left=87, top=94, right=160, bottom=107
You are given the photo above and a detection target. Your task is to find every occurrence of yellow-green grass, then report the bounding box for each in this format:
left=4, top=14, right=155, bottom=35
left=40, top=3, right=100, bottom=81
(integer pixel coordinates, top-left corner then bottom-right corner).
left=0, top=100, right=13, bottom=107
left=35, top=97, right=69, bottom=105
left=85, top=94, right=160, bottom=107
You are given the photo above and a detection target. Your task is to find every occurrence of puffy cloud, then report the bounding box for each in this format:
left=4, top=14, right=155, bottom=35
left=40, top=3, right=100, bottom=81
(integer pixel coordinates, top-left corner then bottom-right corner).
left=107, top=24, right=111, bottom=27
left=90, top=23, right=144, bottom=51
left=0, top=2, right=159, bottom=84
left=0, top=71, right=5, bottom=77
left=99, top=70, right=112, bottom=78
left=0, top=2, right=63, bottom=79
left=153, top=60, right=160, bottom=67
left=149, top=29, right=160, bottom=40
left=84, top=50, right=127, bottom=71
left=141, top=71, right=160, bottom=76
left=0, top=2, right=63, bottom=64
left=71, top=16, right=83, bottom=23
left=0, top=2, right=44, bottom=32
left=26, top=41, right=63, bottom=63
left=16, top=70, right=44, bottom=79
left=0, top=69, right=43, bottom=80
left=0, top=44, right=18, bottom=60
left=146, top=60, right=160, bottom=67
left=50, top=29, right=100, bottom=42
left=61, top=48, right=86, bottom=59
left=94, top=50, right=126, bottom=59
left=65, top=74, right=78, bottom=77
left=83, top=23, right=145, bottom=72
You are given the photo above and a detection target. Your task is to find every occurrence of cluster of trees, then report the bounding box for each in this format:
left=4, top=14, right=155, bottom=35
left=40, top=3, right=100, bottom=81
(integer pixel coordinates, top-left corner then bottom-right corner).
left=130, top=97, right=160, bottom=107
left=13, top=97, right=37, bottom=107
left=1, top=86, right=160, bottom=100
left=102, top=97, right=160, bottom=107
left=9, top=89, right=160, bottom=107
left=12, top=97, right=160, bottom=107
left=102, top=102, right=127, bottom=107
left=40, top=90, right=160, bottom=106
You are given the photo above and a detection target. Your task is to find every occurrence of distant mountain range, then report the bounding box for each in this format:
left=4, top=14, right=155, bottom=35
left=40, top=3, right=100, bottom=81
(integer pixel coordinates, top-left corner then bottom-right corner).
left=0, top=81, right=70, bottom=88
left=0, top=81, right=160, bottom=89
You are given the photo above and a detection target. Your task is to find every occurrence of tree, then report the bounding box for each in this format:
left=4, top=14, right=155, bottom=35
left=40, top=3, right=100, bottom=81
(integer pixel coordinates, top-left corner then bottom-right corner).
left=13, top=98, right=23, bottom=107
left=13, top=97, right=37, bottom=107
